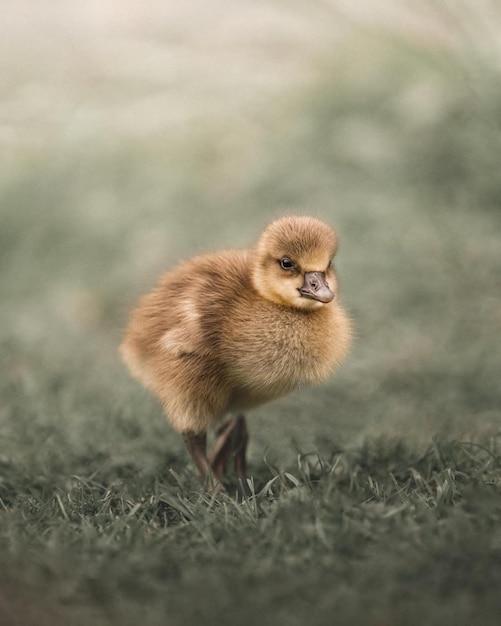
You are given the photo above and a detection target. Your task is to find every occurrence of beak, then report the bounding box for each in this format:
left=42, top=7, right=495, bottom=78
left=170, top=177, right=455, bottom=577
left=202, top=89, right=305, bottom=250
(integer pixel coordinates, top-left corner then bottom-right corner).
left=299, top=272, right=335, bottom=303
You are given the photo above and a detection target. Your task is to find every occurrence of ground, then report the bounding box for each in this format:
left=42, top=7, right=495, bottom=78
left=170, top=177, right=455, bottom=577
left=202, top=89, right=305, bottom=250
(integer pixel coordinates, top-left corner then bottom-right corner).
left=1, top=2, right=501, bottom=625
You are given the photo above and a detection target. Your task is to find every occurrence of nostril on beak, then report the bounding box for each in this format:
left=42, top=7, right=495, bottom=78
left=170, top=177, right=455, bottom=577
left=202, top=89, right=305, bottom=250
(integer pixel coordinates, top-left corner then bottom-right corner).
left=300, top=271, right=334, bottom=303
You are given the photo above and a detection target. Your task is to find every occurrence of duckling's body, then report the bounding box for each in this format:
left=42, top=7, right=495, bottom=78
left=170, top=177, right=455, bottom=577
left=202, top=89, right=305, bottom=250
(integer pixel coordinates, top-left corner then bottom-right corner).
left=121, top=216, right=351, bottom=484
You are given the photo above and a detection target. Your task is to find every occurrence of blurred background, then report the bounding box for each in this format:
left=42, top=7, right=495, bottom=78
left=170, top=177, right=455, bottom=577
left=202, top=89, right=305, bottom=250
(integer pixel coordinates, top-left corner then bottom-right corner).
left=2, top=0, right=500, bottom=466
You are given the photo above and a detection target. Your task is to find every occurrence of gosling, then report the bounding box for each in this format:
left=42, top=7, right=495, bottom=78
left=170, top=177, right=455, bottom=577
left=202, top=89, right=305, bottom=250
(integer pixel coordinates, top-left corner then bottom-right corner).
left=120, top=216, right=351, bottom=485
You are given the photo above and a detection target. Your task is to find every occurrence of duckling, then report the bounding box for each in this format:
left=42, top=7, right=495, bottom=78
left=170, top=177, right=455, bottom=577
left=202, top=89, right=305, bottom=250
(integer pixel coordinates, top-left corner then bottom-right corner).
left=120, top=216, right=351, bottom=485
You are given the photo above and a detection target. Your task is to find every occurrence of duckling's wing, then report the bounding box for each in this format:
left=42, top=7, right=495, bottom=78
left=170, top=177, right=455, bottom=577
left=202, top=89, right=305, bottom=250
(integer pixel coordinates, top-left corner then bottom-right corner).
left=159, top=249, right=251, bottom=359
left=157, top=301, right=206, bottom=357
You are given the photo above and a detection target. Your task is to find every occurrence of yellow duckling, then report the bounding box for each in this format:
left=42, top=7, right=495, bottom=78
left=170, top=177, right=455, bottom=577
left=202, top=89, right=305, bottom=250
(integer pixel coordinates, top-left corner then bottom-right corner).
left=121, top=216, right=351, bottom=484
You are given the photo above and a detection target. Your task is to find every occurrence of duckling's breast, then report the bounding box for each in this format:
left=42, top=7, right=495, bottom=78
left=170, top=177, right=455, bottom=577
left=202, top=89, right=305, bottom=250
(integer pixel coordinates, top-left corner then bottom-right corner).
left=220, top=297, right=350, bottom=407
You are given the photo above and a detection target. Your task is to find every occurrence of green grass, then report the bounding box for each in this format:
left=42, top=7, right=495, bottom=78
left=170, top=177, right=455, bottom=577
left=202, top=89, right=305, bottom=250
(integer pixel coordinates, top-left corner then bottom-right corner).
left=2, top=2, right=501, bottom=625
left=2, top=421, right=501, bottom=626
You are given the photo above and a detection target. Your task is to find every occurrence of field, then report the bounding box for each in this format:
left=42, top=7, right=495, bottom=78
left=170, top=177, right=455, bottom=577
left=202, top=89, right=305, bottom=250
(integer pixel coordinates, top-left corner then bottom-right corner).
left=1, top=1, right=501, bottom=625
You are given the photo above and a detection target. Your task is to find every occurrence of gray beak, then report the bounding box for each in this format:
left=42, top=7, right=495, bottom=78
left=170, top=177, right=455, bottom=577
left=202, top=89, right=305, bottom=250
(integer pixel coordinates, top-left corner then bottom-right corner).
left=299, top=272, right=335, bottom=303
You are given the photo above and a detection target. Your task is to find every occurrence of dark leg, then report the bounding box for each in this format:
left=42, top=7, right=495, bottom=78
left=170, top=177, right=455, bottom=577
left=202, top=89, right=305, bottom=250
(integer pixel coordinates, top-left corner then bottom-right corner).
left=208, top=415, right=249, bottom=479
left=233, top=415, right=248, bottom=478
left=208, top=420, right=234, bottom=479
left=182, top=431, right=210, bottom=480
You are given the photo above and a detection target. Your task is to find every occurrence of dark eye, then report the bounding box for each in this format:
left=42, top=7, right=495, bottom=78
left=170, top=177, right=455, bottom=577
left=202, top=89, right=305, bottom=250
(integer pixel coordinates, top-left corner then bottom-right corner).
left=279, top=257, right=294, bottom=270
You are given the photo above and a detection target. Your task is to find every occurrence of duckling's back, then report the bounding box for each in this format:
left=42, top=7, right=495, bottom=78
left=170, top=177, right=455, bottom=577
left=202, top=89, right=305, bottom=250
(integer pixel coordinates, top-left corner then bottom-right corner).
left=121, top=250, right=250, bottom=432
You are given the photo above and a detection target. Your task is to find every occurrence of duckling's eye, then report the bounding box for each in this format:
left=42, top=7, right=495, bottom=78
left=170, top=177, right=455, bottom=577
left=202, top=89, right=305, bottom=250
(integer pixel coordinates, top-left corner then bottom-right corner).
left=279, top=257, right=294, bottom=271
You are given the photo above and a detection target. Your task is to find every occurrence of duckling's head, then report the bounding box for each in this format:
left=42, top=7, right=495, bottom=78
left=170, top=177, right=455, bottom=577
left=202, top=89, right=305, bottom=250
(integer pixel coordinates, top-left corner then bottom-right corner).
left=251, top=216, right=340, bottom=311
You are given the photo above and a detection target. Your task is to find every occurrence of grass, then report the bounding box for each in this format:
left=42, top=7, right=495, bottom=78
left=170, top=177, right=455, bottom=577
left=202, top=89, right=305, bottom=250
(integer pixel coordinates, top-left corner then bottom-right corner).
left=2, top=1, right=501, bottom=624
left=1, top=423, right=501, bottom=626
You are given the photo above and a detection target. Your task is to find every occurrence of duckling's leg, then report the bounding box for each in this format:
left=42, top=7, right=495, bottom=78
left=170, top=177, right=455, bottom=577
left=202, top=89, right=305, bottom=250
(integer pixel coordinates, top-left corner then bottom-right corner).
left=209, top=415, right=248, bottom=479
left=233, top=415, right=248, bottom=478
left=182, top=431, right=210, bottom=480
